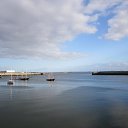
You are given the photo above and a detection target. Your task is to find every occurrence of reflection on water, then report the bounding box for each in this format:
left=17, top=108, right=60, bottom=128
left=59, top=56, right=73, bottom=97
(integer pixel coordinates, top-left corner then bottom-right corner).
left=9, top=86, right=13, bottom=100
left=47, top=81, right=54, bottom=87
left=0, top=73, right=128, bottom=128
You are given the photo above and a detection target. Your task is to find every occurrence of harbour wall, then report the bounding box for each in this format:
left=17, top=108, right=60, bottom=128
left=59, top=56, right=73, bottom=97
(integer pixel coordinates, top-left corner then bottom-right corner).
left=92, top=71, right=128, bottom=75
left=0, top=72, right=43, bottom=76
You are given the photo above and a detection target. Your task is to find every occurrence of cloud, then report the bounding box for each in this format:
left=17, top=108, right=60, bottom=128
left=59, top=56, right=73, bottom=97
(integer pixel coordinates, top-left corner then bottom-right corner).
left=84, top=0, right=121, bottom=14
left=0, top=0, right=128, bottom=60
left=84, top=0, right=128, bottom=40
left=85, top=62, right=128, bottom=71
left=105, top=1, right=128, bottom=40
left=0, top=0, right=96, bottom=59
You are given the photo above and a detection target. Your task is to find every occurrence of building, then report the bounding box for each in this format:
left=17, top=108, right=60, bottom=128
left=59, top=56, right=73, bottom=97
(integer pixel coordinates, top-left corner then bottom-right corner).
left=6, top=70, right=15, bottom=73
left=0, top=70, right=15, bottom=73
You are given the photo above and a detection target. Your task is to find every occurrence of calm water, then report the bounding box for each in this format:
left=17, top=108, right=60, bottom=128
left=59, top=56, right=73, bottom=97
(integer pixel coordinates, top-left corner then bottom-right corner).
left=0, top=72, right=128, bottom=128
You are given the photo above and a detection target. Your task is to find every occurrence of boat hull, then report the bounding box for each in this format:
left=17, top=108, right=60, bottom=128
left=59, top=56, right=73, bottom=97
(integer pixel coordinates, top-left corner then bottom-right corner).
left=46, top=79, right=55, bottom=81
left=7, top=80, right=14, bottom=85
left=19, top=77, right=29, bottom=80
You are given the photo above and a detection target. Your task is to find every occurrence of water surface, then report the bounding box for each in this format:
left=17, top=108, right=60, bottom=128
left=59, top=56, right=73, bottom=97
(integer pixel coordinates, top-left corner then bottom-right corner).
left=0, top=72, right=128, bottom=128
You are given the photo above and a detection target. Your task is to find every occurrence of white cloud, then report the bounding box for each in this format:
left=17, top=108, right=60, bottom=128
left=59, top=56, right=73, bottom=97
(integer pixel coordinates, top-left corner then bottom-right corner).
left=0, top=0, right=128, bottom=60
left=84, top=0, right=121, bottom=14
left=0, top=0, right=96, bottom=59
left=105, top=1, right=128, bottom=40
left=84, top=0, right=128, bottom=40
left=86, top=62, right=128, bottom=71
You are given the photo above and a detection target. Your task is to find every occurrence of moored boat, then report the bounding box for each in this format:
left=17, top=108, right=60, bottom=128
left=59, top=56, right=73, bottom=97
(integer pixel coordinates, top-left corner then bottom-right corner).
left=19, top=71, right=29, bottom=80
left=46, top=78, right=55, bottom=81
left=46, top=73, right=55, bottom=81
left=7, top=72, right=14, bottom=85
left=7, top=79, right=14, bottom=85
left=19, top=77, right=29, bottom=80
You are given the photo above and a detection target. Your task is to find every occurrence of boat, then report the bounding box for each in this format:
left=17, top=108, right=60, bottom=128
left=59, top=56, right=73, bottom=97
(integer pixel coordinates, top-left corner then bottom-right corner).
left=7, top=79, right=14, bottom=85
left=19, top=71, right=29, bottom=80
left=46, top=78, right=55, bottom=81
left=7, top=72, right=14, bottom=85
left=19, top=77, right=29, bottom=80
left=46, top=73, right=55, bottom=81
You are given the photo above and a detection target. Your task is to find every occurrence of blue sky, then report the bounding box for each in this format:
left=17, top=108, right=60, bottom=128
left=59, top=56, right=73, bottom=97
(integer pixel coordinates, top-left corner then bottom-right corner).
left=0, top=0, right=128, bottom=72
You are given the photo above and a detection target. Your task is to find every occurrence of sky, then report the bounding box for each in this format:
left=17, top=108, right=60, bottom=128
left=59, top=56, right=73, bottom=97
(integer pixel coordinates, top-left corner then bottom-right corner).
left=0, top=0, right=128, bottom=72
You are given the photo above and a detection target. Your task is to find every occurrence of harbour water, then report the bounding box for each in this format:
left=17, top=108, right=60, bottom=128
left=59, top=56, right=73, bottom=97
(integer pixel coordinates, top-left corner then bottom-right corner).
left=0, top=72, right=128, bottom=128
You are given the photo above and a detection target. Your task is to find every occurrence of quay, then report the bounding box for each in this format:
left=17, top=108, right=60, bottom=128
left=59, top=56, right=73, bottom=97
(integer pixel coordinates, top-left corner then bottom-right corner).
left=0, top=72, right=43, bottom=76
left=92, top=71, right=128, bottom=75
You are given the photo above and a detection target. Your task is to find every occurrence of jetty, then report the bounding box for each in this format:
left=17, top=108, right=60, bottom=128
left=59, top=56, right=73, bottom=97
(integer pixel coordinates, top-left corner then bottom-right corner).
left=0, top=72, right=43, bottom=76
left=92, top=71, right=128, bottom=75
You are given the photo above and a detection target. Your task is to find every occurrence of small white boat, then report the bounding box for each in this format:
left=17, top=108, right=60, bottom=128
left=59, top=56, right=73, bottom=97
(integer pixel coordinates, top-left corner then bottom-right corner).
left=7, top=79, right=14, bottom=85
left=46, top=73, right=55, bottom=81
left=7, top=72, right=14, bottom=85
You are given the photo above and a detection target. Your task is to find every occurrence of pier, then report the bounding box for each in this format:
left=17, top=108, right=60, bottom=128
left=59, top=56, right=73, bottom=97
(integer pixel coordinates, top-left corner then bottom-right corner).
left=92, top=71, right=128, bottom=75
left=0, top=72, right=43, bottom=76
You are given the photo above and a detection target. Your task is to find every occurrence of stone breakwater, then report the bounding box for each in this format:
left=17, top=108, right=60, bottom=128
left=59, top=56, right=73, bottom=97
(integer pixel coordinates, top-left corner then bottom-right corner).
left=0, top=72, right=43, bottom=76
left=92, top=71, right=128, bottom=75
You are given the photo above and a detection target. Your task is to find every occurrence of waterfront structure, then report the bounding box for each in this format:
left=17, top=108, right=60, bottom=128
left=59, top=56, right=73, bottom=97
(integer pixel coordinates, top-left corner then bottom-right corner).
left=0, top=70, right=15, bottom=73
left=92, top=71, right=128, bottom=75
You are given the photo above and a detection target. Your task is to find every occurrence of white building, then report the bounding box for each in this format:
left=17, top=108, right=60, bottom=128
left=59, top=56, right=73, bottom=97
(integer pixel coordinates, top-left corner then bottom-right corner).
left=6, top=70, right=15, bottom=73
